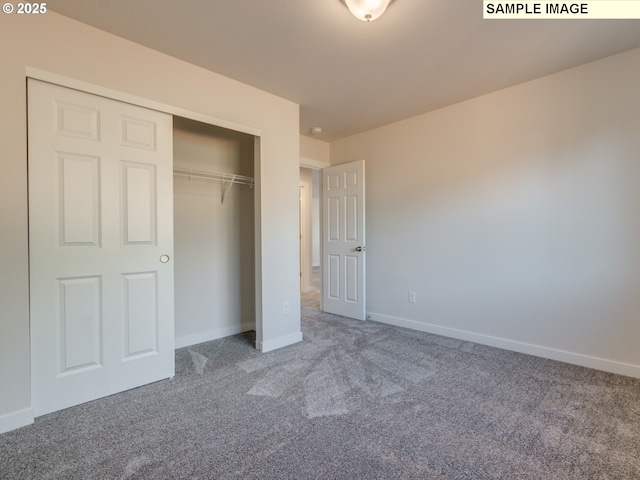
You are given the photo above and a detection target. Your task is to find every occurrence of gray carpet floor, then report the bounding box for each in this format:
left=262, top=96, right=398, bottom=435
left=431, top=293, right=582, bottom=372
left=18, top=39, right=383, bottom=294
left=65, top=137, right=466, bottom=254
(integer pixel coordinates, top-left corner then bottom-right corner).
left=2, top=292, right=639, bottom=479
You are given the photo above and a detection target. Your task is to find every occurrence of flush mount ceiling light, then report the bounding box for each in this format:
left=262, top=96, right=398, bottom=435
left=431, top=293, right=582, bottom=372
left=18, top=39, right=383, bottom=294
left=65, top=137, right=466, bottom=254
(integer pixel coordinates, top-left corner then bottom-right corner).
left=344, top=0, right=391, bottom=22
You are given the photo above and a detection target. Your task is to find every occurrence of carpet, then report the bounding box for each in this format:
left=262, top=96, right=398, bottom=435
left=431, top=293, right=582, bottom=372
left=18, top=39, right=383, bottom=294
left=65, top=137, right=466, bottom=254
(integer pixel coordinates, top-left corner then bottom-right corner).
left=1, top=292, right=639, bottom=479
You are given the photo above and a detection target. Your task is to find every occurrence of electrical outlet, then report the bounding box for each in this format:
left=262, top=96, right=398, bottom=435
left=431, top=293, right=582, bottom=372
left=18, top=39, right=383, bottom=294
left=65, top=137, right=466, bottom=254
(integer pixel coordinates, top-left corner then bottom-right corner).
left=282, top=301, right=290, bottom=315
left=409, top=291, right=416, bottom=304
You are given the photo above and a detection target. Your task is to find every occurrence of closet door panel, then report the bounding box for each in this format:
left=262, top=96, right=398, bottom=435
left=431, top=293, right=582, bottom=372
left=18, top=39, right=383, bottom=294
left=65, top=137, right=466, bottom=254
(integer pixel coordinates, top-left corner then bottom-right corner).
left=123, top=272, right=159, bottom=358
left=59, top=153, right=101, bottom=246
left=121, top=162, right=157, bottom=245
left=29, top=79, right=174, bottom=416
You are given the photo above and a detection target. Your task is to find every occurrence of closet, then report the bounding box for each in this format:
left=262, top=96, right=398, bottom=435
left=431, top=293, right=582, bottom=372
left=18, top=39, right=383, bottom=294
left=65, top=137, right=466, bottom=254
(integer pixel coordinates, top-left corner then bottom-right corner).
left=173, top=117, right=256, bottom=348
left=28, top=80, right=259, bottom=417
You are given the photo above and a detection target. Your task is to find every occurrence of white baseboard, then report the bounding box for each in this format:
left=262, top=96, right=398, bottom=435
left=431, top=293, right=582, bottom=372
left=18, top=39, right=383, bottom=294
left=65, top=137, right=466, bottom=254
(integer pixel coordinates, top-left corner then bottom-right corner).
left=175, top=322, right=255, bottom=349
left=0, top=407, right=34, bottom=435
left=258, top=331, right=303, bottom=353
left=367, top=311, right=640, bottom=379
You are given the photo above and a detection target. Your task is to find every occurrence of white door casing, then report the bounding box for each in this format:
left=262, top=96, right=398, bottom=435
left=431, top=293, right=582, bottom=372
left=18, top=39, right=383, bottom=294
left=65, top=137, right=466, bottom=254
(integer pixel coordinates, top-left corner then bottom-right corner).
left=322, top=160, right=366, bottom=320
left=300, top=185, right=307, bottom=292
left=28, top=79, right=174, bottom=416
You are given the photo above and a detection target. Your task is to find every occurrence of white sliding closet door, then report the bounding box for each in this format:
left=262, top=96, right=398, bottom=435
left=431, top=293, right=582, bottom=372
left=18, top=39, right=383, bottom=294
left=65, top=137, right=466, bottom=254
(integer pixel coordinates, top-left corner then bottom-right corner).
left=28, top=79, right=175, bottom=416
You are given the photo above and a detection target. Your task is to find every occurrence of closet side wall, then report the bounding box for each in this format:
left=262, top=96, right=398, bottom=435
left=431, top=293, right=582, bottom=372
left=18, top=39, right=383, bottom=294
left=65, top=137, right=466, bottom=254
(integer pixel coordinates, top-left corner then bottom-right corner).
left=173, top=119, right=255, bottom=347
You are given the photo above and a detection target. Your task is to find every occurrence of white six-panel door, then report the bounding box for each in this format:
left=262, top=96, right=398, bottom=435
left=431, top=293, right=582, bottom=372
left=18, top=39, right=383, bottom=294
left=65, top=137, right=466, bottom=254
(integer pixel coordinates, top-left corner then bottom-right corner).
left=322, top=160, right=366, bottom=320
left=28, top=79, right=174, bottom=416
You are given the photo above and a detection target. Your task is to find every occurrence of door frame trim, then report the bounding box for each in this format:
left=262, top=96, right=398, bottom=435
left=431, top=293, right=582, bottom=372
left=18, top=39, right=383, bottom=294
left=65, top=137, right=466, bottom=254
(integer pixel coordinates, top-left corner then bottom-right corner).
left=299, top=183, right=312, bottom=293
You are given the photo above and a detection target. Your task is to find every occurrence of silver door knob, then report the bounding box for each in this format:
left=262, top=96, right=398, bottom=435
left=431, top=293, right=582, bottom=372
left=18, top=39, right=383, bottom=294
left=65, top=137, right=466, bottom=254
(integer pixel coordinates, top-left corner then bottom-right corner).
left=160, top=255, right=170, bottom=263
left=355, top=246, right=366, bottom=252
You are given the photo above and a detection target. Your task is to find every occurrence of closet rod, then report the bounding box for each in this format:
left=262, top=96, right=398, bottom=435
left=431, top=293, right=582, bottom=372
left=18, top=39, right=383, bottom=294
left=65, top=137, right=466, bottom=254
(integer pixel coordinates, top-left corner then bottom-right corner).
left=173, top=166, right=254, bottom=188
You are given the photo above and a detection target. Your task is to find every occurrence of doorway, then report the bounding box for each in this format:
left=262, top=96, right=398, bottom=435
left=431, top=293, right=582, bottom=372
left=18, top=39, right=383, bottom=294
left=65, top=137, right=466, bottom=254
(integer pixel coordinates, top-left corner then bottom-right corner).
left=299, top=167, right=321, bottom=294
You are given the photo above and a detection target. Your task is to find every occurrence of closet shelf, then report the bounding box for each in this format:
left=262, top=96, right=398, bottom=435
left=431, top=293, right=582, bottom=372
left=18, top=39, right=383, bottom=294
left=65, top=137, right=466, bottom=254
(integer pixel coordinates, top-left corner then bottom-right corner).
left=173, top=167, right=254, bottom=187
left=173, top=166, right=254, bottom=205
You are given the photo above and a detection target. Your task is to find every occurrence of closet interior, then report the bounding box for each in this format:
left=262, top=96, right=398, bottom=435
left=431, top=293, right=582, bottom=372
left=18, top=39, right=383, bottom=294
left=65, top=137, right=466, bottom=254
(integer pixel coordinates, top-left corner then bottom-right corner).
left=173, top=116, right=256, bottom=348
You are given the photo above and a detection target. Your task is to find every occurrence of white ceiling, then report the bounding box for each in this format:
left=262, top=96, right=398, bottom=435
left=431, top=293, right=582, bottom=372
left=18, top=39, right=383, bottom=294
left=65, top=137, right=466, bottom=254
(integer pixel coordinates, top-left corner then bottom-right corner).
left=49, top=1, right=640, bottom=142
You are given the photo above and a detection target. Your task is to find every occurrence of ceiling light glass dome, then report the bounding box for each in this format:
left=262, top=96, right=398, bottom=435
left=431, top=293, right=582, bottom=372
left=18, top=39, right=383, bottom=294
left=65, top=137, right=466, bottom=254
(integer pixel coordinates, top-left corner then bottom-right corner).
left=344, top=0, right=391, bottom=22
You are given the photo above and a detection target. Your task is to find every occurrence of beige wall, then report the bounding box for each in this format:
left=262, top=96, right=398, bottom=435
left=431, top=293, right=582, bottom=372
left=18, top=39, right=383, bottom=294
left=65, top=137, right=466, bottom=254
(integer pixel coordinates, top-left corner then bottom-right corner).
left=0, top=12, right=301, bottom=432
left=331, top=48, right=640, bottom=377
left=300, top=135, right=330, bottom=167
